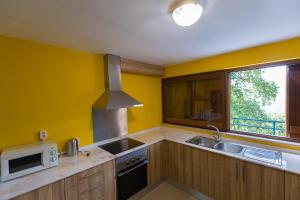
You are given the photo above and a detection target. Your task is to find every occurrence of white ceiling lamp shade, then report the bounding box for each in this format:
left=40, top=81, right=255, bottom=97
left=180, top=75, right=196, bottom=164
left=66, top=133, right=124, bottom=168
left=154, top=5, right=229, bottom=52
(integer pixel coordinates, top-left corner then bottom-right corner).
left=171, top=0, right=203, bottom=27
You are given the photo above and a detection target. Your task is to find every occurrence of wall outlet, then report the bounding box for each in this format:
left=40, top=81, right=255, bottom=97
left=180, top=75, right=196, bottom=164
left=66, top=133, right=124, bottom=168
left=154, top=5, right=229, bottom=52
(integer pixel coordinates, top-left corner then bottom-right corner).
left=39, top=130, right=47, bottom=142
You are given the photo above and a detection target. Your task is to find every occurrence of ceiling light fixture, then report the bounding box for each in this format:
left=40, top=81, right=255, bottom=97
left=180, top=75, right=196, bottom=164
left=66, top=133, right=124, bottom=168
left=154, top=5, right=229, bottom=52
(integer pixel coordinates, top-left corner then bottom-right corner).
left=171, top=0, right=203, bottom=27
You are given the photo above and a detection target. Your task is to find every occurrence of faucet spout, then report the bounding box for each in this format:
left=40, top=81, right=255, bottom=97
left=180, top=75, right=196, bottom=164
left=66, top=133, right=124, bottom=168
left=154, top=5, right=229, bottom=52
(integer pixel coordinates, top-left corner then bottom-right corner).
left=208, top=125, right=221, bottom=141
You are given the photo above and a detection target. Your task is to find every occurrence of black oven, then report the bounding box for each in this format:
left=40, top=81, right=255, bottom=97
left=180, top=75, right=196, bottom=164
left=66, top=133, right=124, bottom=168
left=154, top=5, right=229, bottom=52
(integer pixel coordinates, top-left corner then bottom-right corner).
left=117, top=160, right=148, bottom=200
left=115, top=148, right=148, bottom=200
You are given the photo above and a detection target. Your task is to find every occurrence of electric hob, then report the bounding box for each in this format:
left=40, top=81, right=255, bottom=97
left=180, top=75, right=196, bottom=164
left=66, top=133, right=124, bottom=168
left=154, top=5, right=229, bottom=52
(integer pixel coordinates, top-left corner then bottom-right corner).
left=99, top=138, right=144, bottom=155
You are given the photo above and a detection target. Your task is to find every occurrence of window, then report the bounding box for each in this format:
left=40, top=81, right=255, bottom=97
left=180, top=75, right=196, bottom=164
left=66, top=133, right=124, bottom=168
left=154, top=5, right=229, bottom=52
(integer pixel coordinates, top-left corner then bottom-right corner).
left=230, top=66, right=287, bottom=137
left=162, top=61, right=300, bottom=141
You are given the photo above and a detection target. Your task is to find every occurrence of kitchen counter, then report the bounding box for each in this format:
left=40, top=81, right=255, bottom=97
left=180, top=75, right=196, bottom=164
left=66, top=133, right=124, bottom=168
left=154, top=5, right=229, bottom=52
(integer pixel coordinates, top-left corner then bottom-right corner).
left=131, top=126, right=300, bottom=175
left=2, top=125, right=300, bottom=200
left=0, top=146, right=114, bottom=200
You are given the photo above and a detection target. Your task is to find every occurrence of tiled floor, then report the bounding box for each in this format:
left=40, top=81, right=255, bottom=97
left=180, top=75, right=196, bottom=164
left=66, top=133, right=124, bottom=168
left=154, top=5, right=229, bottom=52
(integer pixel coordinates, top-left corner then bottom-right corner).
left=140, top=182, right=197, bottom=200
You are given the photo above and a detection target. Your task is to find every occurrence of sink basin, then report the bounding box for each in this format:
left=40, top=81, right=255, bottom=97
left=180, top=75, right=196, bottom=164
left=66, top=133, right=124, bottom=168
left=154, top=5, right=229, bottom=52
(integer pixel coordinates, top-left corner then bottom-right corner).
left=186, top=136, right=218, bottom=148
left=213, top=142, right=245, bottom=154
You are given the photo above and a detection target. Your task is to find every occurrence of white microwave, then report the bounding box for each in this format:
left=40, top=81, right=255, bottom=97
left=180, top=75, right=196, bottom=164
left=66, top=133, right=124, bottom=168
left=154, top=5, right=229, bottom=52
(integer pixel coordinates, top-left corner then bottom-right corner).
left=0, top=141, right=58, bottom=181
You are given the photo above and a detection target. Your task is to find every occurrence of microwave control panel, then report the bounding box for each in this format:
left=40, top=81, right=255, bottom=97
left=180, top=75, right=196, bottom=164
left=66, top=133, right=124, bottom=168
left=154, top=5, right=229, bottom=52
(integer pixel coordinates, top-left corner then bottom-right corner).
left=49, top=145, right=59, bottom=166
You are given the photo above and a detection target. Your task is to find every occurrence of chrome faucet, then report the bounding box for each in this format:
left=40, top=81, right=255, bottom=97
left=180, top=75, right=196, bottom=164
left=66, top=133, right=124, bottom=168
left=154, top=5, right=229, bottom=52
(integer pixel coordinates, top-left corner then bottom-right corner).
left=208, top=125, right=221, bottom=141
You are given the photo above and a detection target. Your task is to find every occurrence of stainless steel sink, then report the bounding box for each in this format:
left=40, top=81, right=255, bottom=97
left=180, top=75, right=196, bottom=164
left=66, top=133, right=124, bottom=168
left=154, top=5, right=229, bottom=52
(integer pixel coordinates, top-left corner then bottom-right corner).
left=186, top=136, right=218, bottom=148
left=213, top=142, right=245, bottom=154
left=186, top=136, right=282, bottom=166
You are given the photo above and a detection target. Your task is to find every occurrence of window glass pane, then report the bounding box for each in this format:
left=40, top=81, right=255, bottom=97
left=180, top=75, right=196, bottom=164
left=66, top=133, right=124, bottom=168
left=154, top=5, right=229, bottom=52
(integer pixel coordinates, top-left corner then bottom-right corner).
left=165, top=81, right=193, bottom=119
left=163, top=71, right=227, bottom=130
left=230, top=66, right=286, bottom=137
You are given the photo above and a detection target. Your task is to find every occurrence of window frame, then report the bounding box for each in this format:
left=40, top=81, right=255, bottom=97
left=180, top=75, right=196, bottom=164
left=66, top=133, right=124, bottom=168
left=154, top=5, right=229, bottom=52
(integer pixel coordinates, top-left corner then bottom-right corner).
left=227, top=60, right=300, bottom=142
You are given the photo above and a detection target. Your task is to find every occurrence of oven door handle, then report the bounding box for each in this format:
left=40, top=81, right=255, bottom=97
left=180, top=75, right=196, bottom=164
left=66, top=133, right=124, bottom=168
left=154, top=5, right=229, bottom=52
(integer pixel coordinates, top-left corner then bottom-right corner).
left=117, top=160, right=148, bottom=177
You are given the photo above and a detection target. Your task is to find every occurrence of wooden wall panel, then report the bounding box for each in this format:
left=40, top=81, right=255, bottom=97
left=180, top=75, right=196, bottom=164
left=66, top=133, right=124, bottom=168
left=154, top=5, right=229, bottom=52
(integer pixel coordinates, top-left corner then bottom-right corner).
left=121, top=58, right=164, bottom=76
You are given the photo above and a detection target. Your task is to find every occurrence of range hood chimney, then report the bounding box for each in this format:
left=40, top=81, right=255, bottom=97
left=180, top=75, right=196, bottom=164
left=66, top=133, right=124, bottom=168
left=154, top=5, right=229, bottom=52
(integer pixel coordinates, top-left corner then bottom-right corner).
left=92, top=54, right=143, bottom=142
left=93, top=54, right=143, bottom=109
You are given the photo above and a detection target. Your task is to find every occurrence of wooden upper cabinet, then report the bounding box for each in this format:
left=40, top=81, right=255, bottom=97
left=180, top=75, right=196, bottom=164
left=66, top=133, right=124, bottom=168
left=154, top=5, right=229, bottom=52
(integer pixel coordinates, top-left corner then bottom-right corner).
left=162, top=71, right=228, bottom=131
left=288, top=64, right=300, bottom=138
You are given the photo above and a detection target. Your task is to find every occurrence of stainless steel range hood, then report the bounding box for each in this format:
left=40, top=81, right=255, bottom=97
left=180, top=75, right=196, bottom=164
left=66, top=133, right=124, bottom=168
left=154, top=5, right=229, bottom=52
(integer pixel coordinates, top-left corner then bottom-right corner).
left=92, top=54, right=143, bottom=142
left=93, top=54, right=143, bottom=109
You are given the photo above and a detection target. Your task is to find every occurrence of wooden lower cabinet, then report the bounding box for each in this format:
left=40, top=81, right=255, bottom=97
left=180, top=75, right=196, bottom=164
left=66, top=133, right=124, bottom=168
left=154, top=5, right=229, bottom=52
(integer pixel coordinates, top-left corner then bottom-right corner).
left=208, top=152, right=284, bottom=200
left=148, top=141, right=164, bottom=185
left=163, top=141, right=184, bottom=184
left=239, top=160, right=284, bottom=200
left=162, top=142, right=209, bottom=195
left=12, top=160, right=116, bottom=200
left=65, top=160, right=116, bottom=200
left=12, top=180, right=65, bottom=200
left=208, top=152, right=240, bottom=200
left=183, top=145, right=209, bottom=195
left=285, top=172, right=300, bottom=200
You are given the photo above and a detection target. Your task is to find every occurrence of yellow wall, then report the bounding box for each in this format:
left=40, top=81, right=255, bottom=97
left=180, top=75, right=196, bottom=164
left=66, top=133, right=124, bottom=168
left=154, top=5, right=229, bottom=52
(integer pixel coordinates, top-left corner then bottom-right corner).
left=0, top=36, right=162, bottom=151
left=166, top=37, right=300, bottom=77
left=123, top=73, right=162, bottom=133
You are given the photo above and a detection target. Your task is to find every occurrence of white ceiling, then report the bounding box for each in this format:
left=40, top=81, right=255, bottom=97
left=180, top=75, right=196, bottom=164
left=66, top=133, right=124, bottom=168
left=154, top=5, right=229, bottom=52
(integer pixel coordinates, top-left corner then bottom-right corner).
left=0, top=0, right=300, bottom=66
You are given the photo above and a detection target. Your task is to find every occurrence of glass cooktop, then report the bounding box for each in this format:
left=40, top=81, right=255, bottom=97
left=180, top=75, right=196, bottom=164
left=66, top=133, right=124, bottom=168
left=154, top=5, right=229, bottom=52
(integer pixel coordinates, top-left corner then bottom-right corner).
left=99, top=138, right=144, bottom=155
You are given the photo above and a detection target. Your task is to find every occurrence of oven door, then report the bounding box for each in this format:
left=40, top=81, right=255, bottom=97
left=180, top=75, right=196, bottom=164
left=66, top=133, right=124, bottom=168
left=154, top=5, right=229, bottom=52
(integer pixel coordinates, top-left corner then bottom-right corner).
left=117, top=160, right=148, bottom=200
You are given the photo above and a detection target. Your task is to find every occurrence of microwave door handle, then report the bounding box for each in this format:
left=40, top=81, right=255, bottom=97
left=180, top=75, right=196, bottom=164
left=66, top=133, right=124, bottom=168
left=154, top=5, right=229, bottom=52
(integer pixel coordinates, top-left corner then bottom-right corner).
left=117, top=160, right=148, bottom=177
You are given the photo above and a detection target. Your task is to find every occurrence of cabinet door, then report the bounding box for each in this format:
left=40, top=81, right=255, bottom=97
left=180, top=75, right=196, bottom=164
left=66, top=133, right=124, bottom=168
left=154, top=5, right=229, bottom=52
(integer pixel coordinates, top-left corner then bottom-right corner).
left=65, top=160, right=116, bottom=200
left=148, top=142, right=164, bottom=185
left=183, top=145, right=209, bottom=195
left=208, top=152, right=239, bottom=200
left=12, top=180, right=65, bottom=200
left=285, top=172, right=300, bottom=200
left=238, top=160, right=284, bottom=200
left=163, top=71, right=228, bottom=130
left=163, top=141, right=184, bottom=184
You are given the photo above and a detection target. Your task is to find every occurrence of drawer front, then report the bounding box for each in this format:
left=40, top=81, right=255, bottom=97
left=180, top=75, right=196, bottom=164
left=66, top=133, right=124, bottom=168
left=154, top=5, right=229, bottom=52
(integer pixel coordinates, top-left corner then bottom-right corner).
left=77, top=172, right=104, bottom=194
left=78, top=186, right=104, bottom=200
left=77, top=165, right=102, bottom=179
left=12, top=180, right=65, bottom=200
left=65, top=161, right=116, bottom=200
